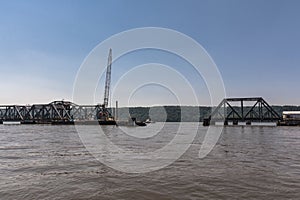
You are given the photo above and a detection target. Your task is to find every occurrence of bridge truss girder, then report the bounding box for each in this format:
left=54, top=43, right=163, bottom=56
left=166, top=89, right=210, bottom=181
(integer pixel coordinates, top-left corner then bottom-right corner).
left=0, top=101, right=112, bottom=123
left=208, top=97, right=281, bottom=124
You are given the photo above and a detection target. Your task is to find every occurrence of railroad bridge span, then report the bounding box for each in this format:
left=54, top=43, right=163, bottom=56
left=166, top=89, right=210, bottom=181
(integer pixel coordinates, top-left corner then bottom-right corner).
left=203, top=97, right=281, bottom=126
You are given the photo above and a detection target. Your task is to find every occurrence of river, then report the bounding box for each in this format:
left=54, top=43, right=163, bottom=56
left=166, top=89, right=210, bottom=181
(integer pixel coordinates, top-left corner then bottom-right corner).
left=0, top=123, right=299, bottom=199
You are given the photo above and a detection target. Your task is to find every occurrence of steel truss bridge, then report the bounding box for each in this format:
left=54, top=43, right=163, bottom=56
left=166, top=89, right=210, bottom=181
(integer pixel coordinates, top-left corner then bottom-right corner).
left=203, top=97, right=281, bottom=126
left=0, top=101, right=114, bottom=124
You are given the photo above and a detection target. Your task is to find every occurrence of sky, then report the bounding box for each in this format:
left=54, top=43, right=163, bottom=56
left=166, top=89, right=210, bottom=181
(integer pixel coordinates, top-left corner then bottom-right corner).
left=0, top=0, right=300, bottom=106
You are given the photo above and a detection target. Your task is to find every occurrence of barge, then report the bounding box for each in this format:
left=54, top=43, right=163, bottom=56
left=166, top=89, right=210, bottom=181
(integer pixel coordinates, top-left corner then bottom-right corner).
left=279, top=111, right=300, bottom=126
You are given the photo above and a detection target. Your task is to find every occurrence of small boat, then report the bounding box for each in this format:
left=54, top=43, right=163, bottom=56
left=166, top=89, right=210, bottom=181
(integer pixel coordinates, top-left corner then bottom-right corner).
left=116, top=117, right=147, bottom=127
left=135, top=121, right=147, bottom=126
left=132, top=117, right=147, bottom=126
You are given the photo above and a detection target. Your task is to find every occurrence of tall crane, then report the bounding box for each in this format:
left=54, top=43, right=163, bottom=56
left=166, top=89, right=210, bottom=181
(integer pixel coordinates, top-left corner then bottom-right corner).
left=97, top=48, right=116, bottom=125
left=103, top=48, right=112, bottom=108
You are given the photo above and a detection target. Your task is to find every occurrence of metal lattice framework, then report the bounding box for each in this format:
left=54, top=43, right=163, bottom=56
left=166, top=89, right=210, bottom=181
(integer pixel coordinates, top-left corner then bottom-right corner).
left=103, top=48, right=112, bottom=108
left=204, top=97, right=281, bottom=126
left=0, top=101, right=113, bottom=124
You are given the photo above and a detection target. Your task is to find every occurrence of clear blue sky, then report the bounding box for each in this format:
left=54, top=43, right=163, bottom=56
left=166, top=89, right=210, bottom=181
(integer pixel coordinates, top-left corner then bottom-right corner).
left=0, top=0, right=299, bottom=106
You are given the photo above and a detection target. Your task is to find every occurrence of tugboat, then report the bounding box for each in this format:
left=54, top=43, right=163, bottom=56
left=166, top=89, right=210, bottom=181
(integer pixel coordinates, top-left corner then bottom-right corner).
left=132, top=117, right=147, bottom=126
left=116, top=117, right=146, bottom=126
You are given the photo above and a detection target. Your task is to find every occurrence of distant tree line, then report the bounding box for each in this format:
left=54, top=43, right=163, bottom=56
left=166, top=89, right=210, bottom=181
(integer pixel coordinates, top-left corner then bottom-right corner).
left=110, top=105, right=300, bottom=122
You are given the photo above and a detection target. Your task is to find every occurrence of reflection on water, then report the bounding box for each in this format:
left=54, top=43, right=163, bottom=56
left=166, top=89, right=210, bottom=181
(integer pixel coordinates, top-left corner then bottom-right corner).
left=0, top=123, right=299, bottom=199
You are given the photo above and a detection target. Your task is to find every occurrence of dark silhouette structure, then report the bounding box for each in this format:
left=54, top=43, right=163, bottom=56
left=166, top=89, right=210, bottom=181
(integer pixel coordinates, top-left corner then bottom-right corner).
left=203, top=97, right=281, bottom=126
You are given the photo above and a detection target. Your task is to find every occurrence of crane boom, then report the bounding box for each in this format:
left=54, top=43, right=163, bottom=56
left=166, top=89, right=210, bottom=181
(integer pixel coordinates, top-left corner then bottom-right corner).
left=103, top=48, right=112, bottom=108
